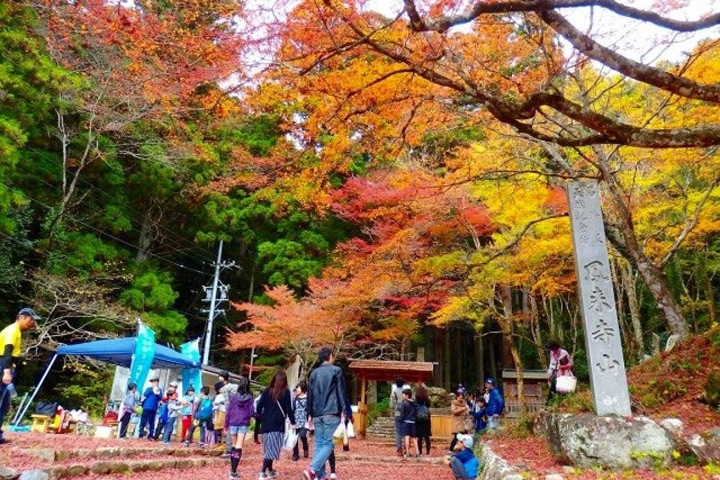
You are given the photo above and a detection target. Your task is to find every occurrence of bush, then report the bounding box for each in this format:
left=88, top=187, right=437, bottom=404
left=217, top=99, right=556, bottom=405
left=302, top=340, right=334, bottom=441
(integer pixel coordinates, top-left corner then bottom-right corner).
left=367, top=397, right=391, bottom=425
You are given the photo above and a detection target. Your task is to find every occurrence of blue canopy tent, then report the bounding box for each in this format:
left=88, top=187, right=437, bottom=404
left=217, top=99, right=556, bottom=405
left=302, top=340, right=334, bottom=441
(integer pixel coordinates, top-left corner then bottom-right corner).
left=14, top=337, right=199, bottom=427
left=57, top=338, right=198, bottom=369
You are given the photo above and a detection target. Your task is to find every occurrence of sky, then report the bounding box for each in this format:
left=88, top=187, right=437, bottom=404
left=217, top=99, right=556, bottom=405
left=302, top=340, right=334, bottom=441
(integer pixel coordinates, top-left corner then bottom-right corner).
left=365, top=0, right=720, bottom=65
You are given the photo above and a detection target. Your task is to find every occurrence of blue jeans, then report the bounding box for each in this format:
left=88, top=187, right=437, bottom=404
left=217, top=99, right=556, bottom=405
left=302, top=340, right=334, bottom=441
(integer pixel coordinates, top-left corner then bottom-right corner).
left=450, top=456, right=473, bottom=479
left=394, top=416, right=403, bottom=451
left=162, top=418, right=175, bottom=443
left=0, top=383, right=11, bottom=438
left=310, top=415, right=341, bottom=478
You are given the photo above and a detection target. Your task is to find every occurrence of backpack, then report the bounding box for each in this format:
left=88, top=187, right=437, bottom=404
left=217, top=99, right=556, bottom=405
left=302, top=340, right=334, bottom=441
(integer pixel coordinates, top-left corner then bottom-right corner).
left=197, top=398, right=213, bottom=421
left=416, top=403, right=430, bottom=422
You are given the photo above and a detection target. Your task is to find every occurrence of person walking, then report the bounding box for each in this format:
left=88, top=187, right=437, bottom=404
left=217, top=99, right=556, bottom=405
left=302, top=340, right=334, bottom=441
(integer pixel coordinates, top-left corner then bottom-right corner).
left=326, top=397, right=353, bottom=479
left=415, top=385, right=432, bottom=456
left=0, top=307, right=38, bottom=444
left=292, top=381, right=309, bottom=461
left=256, top=370, right=295, bottom=480
left=138, top=377, right=163, bottom=439
left=390, top=376, right=407, bottom=456
left=118, top=382, right=138, bottom=439
left=302, top=347, right=347, bottom=480
left=226, top=377, right=254, bottom=479
left=449, top=390, right=470, bottom=451
left=484, top=378, right=504, bottom=431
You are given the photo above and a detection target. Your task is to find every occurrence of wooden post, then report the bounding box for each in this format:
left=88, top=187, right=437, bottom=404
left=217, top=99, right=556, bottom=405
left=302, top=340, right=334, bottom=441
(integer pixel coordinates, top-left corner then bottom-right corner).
left=358, top=374, right=368, bottom=439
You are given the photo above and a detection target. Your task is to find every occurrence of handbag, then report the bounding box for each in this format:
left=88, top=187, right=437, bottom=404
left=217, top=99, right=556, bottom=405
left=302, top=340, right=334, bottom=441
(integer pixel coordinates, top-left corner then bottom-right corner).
left=284, top=427, right=298, bottom=450
left=332, top=421, right=346, bottom=446
left=556, top=375, right=577, bottom=394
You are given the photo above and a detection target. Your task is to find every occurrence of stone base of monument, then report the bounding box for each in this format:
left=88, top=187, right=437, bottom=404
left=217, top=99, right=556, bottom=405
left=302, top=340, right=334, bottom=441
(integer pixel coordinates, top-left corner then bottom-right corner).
left=534, top=412, right=676, bottom=470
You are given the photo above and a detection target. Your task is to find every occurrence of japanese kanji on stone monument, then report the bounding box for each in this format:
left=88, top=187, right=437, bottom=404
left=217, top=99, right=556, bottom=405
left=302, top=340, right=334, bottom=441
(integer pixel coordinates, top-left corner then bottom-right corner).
left=567, top=180, right=632, bottom=416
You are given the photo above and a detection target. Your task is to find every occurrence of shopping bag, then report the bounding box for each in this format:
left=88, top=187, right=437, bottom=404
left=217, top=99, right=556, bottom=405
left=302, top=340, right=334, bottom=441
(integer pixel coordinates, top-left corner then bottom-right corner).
left=284, top=427, right=299, bottom=450
left=556, top=375, right=577, bottom=394
left=346, top=421, right=355, bottom=439
left=332, top=422, right=346, bottom=446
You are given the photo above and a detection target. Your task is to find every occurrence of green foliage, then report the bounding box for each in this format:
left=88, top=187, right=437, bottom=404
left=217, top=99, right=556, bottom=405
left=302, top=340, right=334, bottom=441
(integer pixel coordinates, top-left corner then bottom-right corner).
left=121, top=270, right=186, bottom=343
left=49, top=232, right=127, bottom=277
left=54, top=365, right=115, bottom=417
left=367, top=398, right=390, bottom=425
left=0, top=3, right=77, bottom=232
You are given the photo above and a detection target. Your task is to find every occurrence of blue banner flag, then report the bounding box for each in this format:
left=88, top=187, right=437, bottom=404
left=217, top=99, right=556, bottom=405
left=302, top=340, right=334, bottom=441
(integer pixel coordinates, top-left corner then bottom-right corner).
left=129, top=321, right=156, bottom=389
left=181, top=339, right=203, bottom=391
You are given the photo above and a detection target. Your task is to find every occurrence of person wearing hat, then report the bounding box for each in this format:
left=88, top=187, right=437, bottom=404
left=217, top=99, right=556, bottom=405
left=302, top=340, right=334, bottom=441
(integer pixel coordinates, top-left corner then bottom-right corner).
left=445, top=434, right=480, bottom=479
left=484, top=378, right=504, bottom=431
left=0, top=308, right=39, bottom=443
left=138, top=376, right=163, bottom=439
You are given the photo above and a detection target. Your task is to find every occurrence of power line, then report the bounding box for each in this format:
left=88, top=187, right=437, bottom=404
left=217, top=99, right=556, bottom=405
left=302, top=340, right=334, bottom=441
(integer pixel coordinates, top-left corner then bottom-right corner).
left=13, top=160, right=218, bottom=266
left=13, top=187, right=211, bottom=277
left=21, top=148, right=219, bottom=261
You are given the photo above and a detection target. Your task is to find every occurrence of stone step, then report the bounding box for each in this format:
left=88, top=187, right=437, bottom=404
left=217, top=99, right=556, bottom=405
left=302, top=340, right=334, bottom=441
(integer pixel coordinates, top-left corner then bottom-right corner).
left=16, top=446, right=223, bottom=463
left=12, top=457, right=224, bottom=480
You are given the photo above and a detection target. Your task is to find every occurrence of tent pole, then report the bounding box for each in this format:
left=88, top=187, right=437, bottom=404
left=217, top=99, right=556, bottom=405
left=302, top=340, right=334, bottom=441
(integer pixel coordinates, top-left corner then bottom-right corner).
left=14, top=353, right=58, bottom=427
left=11, top=391, right=29, bottom=425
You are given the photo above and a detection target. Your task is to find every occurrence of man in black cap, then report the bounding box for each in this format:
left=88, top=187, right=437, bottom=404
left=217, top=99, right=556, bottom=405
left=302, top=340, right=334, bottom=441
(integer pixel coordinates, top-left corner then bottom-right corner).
left=0, top=308, right=39, bottom=443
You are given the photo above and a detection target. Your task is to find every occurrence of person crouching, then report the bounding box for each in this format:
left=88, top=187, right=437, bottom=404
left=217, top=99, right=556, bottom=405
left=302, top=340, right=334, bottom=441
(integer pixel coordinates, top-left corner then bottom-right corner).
left=445, top=434, right=480, bottom=480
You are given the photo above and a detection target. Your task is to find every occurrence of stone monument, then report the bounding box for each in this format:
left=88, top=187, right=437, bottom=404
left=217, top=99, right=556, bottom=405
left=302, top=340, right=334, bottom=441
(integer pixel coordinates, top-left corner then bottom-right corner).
left=567, top=180, right=631, bottom=416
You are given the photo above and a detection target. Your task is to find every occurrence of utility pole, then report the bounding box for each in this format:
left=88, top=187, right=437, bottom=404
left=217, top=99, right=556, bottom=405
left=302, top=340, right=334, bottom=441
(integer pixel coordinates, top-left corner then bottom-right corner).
left=201, top=240, right=236, bottom=365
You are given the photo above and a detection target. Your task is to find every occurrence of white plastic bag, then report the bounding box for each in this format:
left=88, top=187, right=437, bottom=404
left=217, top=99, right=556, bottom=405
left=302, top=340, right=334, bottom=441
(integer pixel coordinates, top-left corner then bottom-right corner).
left=284, top=426, right=298, bottom=450
left=332, top=421, right=346, bottom=446
left=346, top=421, right=355, bottom=439
left=556, top=375, right=577, bottom=394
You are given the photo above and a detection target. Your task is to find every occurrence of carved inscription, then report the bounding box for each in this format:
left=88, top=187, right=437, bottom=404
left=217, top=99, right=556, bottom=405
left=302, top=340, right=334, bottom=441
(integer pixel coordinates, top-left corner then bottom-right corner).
left=568, top=180, right=631, bottom=416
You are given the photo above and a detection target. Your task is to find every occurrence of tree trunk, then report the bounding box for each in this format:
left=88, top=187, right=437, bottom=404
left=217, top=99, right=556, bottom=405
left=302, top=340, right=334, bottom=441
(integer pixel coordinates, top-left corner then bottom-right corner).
left=498, top=285, right=525, bottom=416
left=529, top=293, right=547, bottom=368
left=136, top=209, right=153, bottom=263
left=475, top=333, right=484, bottom=387
left=697, top=252, right=717, bottom=327
left=621, top=260, right=644, bottom=359
left=454, top=328, right=463, bottom=388
left=443, top=328, right=451, bottom=391
left=594, top=148, right=689, bottom=340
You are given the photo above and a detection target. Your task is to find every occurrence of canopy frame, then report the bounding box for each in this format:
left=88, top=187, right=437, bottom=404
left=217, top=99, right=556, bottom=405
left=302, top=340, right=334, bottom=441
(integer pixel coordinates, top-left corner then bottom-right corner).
left=14, top=337, right=198, bottom=428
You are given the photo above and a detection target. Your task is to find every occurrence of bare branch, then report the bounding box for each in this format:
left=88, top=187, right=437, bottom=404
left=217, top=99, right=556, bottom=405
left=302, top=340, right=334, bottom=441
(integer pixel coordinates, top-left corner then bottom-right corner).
left=403, top=0, right=720, bottom=33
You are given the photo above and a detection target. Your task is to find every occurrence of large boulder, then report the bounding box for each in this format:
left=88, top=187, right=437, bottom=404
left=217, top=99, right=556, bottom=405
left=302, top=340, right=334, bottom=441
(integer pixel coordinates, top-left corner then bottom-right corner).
left=18, top=472, right=48, bottom=480
left=426, top=387, right=453, bottom=408
left=688, top=427, right=720, bottom=465
left=539, top=413, right=675, bottom=469
left=0, top=467, right=19, bottom=480
left=479, top=443, right=523, bottom=480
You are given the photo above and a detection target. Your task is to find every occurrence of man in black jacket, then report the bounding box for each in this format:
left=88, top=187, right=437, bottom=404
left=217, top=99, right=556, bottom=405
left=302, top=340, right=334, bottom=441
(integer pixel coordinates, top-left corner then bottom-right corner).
left=303, top=347, right=347, bottom=480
